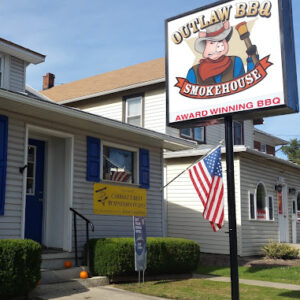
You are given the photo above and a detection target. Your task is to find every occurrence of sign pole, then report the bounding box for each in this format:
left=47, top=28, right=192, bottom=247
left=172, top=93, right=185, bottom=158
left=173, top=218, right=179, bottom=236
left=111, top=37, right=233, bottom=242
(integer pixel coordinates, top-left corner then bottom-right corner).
left=224, top=116, right=240, bottom=300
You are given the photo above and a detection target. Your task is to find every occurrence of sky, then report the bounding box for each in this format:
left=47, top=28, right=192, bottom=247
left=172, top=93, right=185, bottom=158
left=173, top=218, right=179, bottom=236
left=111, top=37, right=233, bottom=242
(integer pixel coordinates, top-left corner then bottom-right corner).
left=1, top=0, right=299, bottom=150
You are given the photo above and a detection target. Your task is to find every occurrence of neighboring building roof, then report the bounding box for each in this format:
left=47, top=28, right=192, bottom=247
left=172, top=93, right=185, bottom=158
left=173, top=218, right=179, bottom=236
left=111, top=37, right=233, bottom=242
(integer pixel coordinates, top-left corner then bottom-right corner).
left=25, top=85, right=53, bottom=102
left=0, top=37, right=45, bottom=64
left=41, top=58, right=165, bottom=103
left=0, top=88, right=195, bottom=152
left=254, top=128, right=288, bottom=146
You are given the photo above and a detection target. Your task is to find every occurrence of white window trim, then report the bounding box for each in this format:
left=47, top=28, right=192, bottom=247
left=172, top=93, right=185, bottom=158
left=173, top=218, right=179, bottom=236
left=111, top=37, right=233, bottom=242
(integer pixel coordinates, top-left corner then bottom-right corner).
left=101, top=140, right=139, bottom=185
left=249, top=182, right=274, bottom=222
left=125, top=96, right=142, bottom=126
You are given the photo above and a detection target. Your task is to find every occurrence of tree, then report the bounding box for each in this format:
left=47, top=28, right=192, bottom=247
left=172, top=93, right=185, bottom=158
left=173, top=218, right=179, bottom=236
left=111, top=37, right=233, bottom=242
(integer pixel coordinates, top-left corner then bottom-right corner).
left=281, top=139, right=300, bottom=164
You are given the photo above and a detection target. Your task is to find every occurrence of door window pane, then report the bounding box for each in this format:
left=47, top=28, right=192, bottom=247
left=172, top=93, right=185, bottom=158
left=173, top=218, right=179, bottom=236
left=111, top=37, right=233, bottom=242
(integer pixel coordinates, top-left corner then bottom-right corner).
left=26, top=145, right=36, bottom=195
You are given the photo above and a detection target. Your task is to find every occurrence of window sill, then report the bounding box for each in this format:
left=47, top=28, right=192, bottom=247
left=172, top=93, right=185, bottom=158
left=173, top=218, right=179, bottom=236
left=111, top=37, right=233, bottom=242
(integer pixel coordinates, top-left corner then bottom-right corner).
left=249, top=219, right=275, bottom=223
left=101, top=179, right=140, bottom=188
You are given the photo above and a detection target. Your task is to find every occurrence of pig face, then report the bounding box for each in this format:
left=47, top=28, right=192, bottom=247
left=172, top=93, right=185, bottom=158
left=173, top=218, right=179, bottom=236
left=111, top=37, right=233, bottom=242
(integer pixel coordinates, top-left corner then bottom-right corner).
left=203, top=39, right=229, bottom=60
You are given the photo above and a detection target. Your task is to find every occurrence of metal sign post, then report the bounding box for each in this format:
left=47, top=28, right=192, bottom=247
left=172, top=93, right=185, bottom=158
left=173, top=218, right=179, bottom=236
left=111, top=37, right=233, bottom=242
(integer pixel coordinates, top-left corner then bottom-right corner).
left=224, top=116, right=239, bottom=300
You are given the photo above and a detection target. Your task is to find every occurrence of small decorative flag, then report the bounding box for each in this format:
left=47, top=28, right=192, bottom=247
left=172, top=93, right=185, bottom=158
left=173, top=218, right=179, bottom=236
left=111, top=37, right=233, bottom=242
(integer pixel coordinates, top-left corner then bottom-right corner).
left=188, top=146, right=224, bottom=232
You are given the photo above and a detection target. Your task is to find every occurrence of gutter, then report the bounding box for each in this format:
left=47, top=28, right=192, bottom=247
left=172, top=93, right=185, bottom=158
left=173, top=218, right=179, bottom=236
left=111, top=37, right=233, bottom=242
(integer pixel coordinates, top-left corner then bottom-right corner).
left=57, top=78, right=165, bottom=105
left=0, top=88, right=195, bottom=150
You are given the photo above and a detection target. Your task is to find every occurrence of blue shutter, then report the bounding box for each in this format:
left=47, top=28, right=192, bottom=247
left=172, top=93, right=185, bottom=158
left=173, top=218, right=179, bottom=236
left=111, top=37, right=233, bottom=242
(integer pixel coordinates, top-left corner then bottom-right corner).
left=139, top=148, right=149, bottom=189
left=86, top=136, right=100, bottom=182
left=0, top=115, right=8, bottom=215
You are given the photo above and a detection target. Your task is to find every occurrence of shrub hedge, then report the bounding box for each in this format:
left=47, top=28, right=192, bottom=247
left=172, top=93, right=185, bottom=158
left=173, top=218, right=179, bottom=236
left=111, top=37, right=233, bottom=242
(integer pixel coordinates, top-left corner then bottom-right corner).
left=86, top=237, right=200, bottom=277
left=262, top=240, right=299, bottom=259
left=0, top=239, right=41, bottom=298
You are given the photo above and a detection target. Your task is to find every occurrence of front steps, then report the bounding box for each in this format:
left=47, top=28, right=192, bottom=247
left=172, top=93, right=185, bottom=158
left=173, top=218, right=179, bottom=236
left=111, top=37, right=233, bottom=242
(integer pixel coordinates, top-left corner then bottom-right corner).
left=41, top=251, right=78, bottom=269
left=40, top=250, right=108, bottom=286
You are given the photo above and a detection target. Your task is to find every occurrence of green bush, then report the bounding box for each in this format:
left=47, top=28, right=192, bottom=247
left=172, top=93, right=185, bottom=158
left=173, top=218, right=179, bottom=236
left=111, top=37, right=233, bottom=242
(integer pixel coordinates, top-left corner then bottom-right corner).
left=0, top=239, right=41, bottom=298
left=262, top=241, right=299, bottom=259
left=86, top=237, right=200, bottom=277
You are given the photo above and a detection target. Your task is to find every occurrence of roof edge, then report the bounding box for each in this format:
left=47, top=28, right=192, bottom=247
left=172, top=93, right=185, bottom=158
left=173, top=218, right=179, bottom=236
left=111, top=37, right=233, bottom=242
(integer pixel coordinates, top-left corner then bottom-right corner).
left=0, top=88, right=195, bottom=151
left=55, top=77, right=165, bottom=104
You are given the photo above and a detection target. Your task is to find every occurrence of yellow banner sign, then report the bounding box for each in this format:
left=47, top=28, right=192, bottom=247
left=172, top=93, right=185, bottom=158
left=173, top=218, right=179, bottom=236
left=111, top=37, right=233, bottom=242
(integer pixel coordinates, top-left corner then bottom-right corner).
left=93, top=183, right=147, bottom=216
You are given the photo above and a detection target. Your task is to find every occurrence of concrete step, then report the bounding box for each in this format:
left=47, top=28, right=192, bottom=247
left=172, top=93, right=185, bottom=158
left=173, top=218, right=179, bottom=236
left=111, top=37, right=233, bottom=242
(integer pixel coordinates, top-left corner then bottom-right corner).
left=30, top=276, right=109, bottom=299
left=41, top=251, right=81, bottom=269
left=41, top=266, right=88, bottom=284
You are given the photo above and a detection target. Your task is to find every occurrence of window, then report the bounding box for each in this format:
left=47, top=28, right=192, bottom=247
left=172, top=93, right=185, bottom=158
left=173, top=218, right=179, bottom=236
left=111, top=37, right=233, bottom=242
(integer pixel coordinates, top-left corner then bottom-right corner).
left=249, top=183, right=273, bottom=221
left=233, top=121, right=244, bottom=145
left=124, top=95, right=143, bottom=127
left=268, top=196, right=274, bottom=220
left=256, top=183, right=266, bottom=219
left=249, top=192, right=255, bottom=219
left=26, top=145, right=36, bottom=195
left=297, top=192, right=300, bottom=221
left=102, top=144, right=137, bottom=184
left=260, top=143, right=266, bottom=153
left=180, top=126, right=205, bottom=143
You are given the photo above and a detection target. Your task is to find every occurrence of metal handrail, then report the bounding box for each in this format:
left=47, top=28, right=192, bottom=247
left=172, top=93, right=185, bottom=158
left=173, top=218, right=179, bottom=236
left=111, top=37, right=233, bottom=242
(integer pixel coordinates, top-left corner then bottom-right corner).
left=70, top=207, right=95, bottom=267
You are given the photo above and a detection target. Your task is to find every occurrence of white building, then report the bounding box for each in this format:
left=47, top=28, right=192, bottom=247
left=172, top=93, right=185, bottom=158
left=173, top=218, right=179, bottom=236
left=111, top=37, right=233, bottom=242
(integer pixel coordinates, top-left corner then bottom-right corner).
left=0, top=41, right=194, bottom=257
left=41, top=57, right=300, bottom=256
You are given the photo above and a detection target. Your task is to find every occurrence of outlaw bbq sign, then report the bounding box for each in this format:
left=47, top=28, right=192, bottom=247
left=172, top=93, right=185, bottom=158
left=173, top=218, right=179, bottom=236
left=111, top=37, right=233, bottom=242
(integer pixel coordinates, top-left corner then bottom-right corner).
left=166, top=0, right=298, bottom=126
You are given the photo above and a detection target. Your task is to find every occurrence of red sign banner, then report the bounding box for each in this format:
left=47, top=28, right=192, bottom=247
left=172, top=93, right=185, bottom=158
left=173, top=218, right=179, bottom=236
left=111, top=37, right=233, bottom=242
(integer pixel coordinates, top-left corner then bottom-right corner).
left=175, top=56, right=272, bottom=99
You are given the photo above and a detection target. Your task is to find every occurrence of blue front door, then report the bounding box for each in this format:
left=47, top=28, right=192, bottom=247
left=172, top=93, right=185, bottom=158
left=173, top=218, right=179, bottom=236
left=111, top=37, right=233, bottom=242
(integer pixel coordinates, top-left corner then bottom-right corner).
left=25, top=139, right=45, bottom=244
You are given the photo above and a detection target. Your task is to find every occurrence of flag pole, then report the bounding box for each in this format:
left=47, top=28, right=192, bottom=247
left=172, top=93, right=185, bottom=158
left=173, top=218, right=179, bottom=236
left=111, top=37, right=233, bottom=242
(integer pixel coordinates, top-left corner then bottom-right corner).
left=161, top=140, right=224, bottom=191
left=224, top=116, right=240, bottom=300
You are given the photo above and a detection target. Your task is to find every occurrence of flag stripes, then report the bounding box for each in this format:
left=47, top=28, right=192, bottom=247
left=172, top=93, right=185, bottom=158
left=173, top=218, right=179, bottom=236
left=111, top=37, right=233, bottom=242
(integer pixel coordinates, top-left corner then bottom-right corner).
left=188, top=146, right=224, bottom=232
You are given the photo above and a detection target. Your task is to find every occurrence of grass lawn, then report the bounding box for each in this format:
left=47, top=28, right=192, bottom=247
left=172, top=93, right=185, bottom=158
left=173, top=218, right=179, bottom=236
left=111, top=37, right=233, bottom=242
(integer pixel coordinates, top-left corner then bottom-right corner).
left=116, top=279, right=300, bottom=299
left=196, top=265, right=300, bottom=285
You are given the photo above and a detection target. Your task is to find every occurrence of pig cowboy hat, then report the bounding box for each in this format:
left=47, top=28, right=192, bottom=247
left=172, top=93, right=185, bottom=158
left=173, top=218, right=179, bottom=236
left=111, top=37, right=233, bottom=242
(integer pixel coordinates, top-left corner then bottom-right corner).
left=195, top=21, right=233, bottom=54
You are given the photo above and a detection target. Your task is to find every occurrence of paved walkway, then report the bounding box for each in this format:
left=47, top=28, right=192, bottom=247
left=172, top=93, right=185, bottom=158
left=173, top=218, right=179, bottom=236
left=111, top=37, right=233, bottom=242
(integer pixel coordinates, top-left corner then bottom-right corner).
left=193, top=274, right=300, bottom=291
left=32, top=285, right=167, bottom=300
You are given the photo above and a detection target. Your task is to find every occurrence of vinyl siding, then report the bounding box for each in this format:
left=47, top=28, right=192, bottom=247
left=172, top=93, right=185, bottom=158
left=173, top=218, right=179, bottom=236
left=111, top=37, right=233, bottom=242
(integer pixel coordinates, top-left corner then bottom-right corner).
left=0, top=109, right=164, bottom=253
left=83, top=96, right=122, bottom=121
left=144, top=88, right=166, bottom=133
left=9, top=56, right=25, bottom=93
left=165, top=155, right=242, bottom=255
left=239, top=154, right=300, bottom=256
left=0, top=116, right=25, bottom=238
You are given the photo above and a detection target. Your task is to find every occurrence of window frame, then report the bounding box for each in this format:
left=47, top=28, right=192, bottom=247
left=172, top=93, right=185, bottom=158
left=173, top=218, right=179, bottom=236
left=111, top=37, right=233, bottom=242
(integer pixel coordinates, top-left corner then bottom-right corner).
left=179, top=126, right=206, bottom=144
left=123, top=93, right=145, bottom=127
left=249, top=182, right=274, bottom=222
left=297, top=191, right=300, bottom=222
left=233, top=120, right=244, bottom=145
left=101, top=141, right=139, bottom=186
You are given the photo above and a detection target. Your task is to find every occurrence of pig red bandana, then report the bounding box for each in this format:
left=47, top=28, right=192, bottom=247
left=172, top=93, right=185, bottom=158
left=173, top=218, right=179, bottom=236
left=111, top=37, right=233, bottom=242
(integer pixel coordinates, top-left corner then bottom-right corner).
left=198, top=55, right=231, bottom=82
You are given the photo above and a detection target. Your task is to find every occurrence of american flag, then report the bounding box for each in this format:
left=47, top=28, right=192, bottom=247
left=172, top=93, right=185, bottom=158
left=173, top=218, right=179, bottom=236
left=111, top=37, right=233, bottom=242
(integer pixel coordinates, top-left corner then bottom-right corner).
left=112, top=171, right=131, bottom=182
left=188, top=146, right=224, bottom=232
left=104, top=155, right=131, bottom=183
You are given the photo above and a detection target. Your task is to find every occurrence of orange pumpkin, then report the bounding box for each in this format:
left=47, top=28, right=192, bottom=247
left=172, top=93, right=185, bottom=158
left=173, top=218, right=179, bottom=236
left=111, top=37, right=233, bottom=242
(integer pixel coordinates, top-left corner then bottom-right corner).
left=80, top=270, right=88, bottom=279
left=64, top=260, right=72, bottom=268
